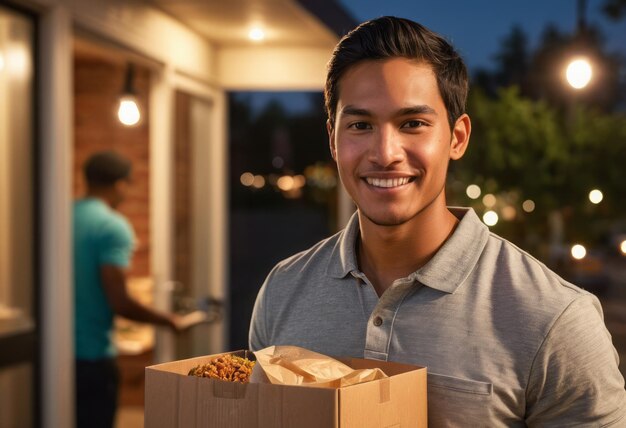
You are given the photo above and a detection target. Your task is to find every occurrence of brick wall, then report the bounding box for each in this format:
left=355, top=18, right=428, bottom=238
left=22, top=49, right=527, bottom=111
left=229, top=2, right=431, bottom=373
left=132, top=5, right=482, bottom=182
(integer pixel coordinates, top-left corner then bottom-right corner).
left=173, top=91, right=192, bottom=291
left=73, top=56, right=151, bottom=277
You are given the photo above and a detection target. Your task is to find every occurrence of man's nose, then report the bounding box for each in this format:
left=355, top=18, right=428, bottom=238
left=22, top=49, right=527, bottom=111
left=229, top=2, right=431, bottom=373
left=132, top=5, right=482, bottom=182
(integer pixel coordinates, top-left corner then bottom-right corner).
left=367, top=126, right=404, bottom=167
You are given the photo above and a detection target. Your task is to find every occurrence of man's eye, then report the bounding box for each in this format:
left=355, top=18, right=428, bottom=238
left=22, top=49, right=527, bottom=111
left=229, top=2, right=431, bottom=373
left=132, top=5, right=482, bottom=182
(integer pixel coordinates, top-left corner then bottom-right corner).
left=349, top=122, right=371, bottom=130
left=401, top=120, right=425, bottom=129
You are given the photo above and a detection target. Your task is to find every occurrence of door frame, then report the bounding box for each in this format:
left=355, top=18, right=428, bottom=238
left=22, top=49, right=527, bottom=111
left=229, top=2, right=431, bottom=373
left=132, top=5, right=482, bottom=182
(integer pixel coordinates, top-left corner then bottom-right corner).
left=151, top=71, right=228, bottom=362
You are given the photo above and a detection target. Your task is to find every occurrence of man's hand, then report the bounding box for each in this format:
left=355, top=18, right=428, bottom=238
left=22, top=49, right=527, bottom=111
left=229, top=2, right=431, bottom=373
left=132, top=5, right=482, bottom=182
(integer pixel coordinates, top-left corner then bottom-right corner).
left=169, top=310, right=208, bottom=332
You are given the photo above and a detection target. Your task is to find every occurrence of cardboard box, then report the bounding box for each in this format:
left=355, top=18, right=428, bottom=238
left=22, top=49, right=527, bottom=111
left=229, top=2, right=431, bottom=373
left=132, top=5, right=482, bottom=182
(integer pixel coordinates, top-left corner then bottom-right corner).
left=145, top=350, right=427, bottom=427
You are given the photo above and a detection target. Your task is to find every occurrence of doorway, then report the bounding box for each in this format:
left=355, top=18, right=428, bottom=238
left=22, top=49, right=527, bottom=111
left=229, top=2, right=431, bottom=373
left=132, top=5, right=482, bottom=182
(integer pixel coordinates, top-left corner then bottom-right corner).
left=0, top=4, right=38, bottom=427
left=172, top=90, right=226, bottom=359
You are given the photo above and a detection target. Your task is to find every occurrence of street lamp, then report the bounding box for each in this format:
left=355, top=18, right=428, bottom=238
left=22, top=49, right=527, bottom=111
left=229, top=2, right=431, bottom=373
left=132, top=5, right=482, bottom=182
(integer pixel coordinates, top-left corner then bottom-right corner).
left=566, top=57, right=592, bottom=89
left=564, top=0, right=593, bottom=90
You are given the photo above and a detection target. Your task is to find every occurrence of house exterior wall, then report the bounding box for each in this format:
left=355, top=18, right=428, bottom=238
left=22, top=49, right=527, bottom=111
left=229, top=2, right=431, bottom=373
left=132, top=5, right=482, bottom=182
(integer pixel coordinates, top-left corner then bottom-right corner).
left=20, top=0, right=339, bottom=426
left=73, top=57, right=152, bottom=278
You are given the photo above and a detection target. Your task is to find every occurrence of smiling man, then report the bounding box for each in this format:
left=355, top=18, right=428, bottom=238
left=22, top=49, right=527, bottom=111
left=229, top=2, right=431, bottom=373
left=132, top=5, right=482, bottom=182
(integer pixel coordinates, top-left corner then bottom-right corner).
left=249, top=17, right=626, bottom=426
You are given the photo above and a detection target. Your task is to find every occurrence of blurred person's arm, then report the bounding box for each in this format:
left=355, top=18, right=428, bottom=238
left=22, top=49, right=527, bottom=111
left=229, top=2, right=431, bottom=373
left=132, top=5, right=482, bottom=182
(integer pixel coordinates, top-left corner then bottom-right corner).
left=100, top=264, right=186, bottom=331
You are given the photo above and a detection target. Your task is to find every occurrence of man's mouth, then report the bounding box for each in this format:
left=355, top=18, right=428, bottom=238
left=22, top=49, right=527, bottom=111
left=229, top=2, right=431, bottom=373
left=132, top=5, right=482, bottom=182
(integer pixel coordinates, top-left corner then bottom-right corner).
left=364, top=177, right=413, bottom=188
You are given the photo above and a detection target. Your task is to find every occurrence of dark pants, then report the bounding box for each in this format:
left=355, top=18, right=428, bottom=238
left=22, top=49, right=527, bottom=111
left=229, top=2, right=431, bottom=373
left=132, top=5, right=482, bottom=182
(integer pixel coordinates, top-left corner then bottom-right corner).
left=75, top=358, right=119, bottom=428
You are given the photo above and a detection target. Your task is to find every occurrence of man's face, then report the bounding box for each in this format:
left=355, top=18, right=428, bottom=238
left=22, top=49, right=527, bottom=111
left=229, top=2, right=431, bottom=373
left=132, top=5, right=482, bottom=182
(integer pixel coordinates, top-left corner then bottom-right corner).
left=328, top=58, right=469, bottom=227
left=112, top=177, right=131, bottom=208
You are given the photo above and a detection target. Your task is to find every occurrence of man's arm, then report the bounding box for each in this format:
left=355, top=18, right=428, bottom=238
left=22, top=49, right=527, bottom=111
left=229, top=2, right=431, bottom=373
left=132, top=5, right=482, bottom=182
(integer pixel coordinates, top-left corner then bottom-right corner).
left=525, top=294, right=626, bottom=426
left=249, top=277, right=271, bottom=351
left=100, top=264, right=182, bottom=330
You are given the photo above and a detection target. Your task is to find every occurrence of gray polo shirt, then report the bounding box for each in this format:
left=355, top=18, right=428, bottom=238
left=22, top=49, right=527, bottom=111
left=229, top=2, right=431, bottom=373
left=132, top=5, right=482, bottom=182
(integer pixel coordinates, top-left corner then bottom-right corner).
left=249, top=207, right=626, bottom=426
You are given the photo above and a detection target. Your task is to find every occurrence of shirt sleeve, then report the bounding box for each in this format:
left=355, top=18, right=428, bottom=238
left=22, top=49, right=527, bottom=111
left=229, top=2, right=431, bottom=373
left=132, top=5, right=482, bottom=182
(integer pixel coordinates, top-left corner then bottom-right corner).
left=97, top=216, right=135, bottom=268
left=249, top=277, right=270, bottom=352
left=525, top=294, right=626, bottom=426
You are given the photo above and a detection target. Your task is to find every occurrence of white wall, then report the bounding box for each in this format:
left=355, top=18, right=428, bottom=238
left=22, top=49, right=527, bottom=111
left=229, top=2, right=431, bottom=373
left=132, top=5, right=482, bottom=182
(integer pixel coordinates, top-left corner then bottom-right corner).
left=218, top=45, right=334, bottom=90
left=39, top=5, right=74, bottom=428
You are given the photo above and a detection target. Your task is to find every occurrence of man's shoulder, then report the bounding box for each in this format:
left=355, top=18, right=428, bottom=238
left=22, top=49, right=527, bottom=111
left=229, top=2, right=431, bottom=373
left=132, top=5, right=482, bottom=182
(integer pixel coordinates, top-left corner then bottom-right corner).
left=270, top=229, right=344, bottom=279
left=483, top=231, right=593, bottom=305
left=75, top=199, right=133, bottom=240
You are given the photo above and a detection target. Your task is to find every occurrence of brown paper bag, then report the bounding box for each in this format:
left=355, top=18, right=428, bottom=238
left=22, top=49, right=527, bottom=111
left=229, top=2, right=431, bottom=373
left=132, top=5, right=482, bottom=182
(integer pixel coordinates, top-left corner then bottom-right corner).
left=253, top=345, right=387, bottom=388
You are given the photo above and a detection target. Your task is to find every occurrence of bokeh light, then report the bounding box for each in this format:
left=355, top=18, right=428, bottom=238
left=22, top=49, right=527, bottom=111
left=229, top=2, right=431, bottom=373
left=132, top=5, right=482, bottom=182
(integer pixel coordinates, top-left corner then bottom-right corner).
left=620, top=240, right=626, bottom=255
left=522, top=199, right=535, bottom=213
left=252, top=175, right=265, bottom=189
left=566, top=58, right=592, bottom=89
left=277, top=175, right=295, bottom=191
left=240, top=172, right=254, bottom=186
left=482, top=193, right=496, bottom=208
left=483, top=210, right=498, bottom=226
left=248, top=27, right=265, bottom=41
left=588, top=189, right=603, bottom=204
left=466, top=184, right=481, bottom=199
left=501, top=205, right=516, bottom=221
left=293, top=175, right=306, bottom=188
left=272, top=156, right=284, bottom=169
left=571, top=244, right=587, bottom=260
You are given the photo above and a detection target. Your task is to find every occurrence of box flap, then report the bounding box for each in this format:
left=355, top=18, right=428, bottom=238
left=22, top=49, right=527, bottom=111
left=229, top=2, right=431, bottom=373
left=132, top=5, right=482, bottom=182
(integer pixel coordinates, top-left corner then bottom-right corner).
left=336, top=359, right=427, bottom=427
left=146, top=350, right=252, bottom=375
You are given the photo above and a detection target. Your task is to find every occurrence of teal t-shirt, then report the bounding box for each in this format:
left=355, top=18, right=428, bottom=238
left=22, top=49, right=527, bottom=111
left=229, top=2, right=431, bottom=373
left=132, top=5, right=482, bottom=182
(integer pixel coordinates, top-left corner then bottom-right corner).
left=73, top=198, right=135, bottom=360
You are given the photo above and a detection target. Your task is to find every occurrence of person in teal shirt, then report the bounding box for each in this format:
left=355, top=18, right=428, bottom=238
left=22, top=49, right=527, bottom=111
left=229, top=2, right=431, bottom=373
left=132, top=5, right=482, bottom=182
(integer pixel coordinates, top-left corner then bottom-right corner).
left=73, top=151, right=195, bottom=428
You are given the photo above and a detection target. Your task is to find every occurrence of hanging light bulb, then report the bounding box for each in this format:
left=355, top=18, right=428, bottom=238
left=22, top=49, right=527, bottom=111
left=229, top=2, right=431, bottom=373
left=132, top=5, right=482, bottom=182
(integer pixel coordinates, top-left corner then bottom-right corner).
left=117, top=63, right=141, bottom=126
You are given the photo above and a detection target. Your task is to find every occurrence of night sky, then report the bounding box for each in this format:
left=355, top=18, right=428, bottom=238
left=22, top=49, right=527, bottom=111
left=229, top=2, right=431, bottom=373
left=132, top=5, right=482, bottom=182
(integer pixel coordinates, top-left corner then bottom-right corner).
left=339, top=0, right=625, bottom=71
left=244, top=0, right=625, bottom=114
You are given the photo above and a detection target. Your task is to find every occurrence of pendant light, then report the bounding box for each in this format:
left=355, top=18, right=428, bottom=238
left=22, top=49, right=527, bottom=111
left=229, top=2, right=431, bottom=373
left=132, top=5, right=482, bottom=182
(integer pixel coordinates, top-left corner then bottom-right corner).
left=117, top=63, right=141, bottom=126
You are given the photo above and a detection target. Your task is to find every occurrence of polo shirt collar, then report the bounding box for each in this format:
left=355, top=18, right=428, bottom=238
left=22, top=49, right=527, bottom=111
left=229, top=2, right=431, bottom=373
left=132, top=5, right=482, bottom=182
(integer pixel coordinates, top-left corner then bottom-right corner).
left=326, top=212, right=361, bottom=279
left=326, top=208, right=490, bottom=294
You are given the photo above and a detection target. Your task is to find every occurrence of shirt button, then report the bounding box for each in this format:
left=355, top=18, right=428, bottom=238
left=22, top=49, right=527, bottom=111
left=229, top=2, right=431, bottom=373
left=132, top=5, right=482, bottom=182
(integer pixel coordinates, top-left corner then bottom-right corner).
left=373, top=316, right=383, bottom=326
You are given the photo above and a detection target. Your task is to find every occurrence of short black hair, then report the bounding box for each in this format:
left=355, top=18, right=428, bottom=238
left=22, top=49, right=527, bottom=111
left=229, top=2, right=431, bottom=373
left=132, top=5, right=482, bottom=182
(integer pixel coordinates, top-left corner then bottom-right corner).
left=325, top=16, right=468, bottom=129
left=83, top=150, right=132, bottom=187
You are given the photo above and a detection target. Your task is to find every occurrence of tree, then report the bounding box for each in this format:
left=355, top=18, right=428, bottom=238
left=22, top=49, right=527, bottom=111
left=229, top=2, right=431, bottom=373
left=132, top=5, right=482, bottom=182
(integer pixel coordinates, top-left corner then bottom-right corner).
left=453, top=86, right=626, bottom=257
left=473, top=23, right=624, bottom=113
left=602, top=0, right=626, bottom=20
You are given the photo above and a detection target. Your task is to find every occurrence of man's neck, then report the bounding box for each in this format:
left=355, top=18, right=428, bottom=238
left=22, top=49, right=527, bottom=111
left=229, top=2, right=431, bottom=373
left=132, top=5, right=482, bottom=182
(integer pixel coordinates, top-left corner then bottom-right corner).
left=357, top=203, right=459, bottom=296
left=86, top=189, right=115, bottom=208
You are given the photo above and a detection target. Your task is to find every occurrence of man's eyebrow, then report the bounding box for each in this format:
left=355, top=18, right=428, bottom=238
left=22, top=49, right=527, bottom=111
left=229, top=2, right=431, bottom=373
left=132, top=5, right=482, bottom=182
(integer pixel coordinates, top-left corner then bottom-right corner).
left=340, top=106, right=372, bottom=117
left=397, top=105, right=437, bottom=116
left=339, top=105, right=437, bottom=117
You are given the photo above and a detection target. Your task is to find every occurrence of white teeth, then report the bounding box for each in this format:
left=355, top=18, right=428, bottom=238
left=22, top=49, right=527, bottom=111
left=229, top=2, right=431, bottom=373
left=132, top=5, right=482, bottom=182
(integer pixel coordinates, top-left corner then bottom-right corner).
left=366, top=177, right=410, bottom=188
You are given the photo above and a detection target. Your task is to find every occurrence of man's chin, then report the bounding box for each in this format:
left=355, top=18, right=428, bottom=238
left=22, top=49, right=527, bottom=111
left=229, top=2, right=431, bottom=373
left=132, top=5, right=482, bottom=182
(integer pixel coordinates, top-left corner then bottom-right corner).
left=359, top=210, right=413, bottom=227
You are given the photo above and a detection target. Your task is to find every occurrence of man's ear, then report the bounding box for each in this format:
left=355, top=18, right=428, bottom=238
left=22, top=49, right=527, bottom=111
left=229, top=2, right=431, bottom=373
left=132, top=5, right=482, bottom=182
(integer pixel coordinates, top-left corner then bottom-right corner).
left=327, top=120, right=337, bottom=161
left=449, top=113, right=471, bottom=160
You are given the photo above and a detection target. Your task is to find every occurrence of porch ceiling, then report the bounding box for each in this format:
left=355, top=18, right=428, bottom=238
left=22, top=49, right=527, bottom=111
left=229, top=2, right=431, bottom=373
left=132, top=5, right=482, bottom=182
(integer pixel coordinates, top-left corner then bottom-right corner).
left=146, top=0, right=341, bottom=48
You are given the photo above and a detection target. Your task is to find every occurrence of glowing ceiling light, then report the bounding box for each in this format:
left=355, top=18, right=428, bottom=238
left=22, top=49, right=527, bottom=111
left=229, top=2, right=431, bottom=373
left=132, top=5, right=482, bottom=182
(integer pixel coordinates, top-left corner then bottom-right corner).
left=566, top=58, right=592, bottom=89
left=117, top=97, right=140, bottom=126
left=571, top=244, right=587, bottom=260
left=117, top=64, right=141, bottom=126
left=620, top=240, right=626, bottom=255
left=248, top=27, right=265, bottom=41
